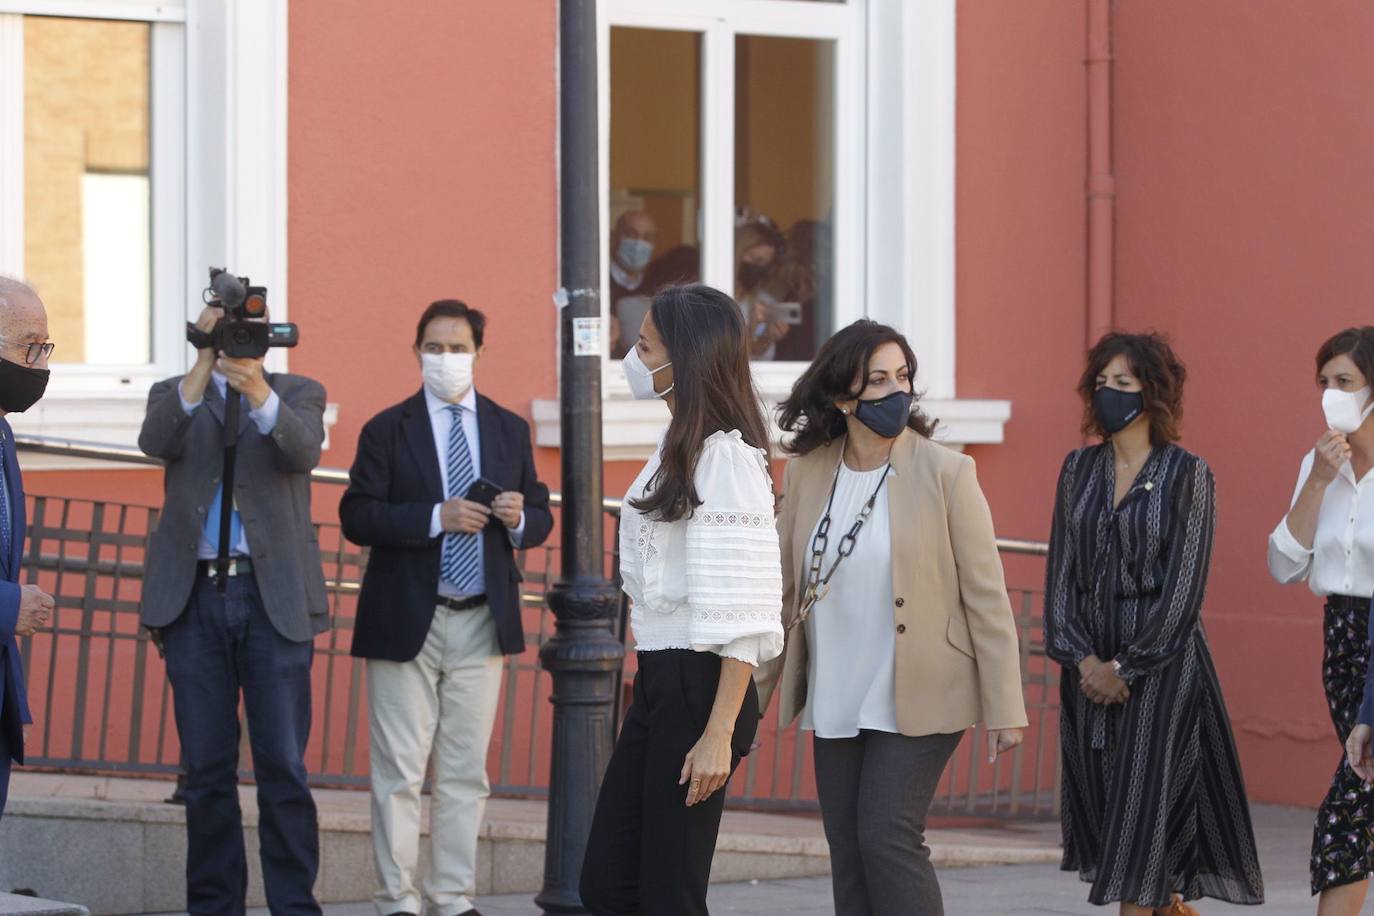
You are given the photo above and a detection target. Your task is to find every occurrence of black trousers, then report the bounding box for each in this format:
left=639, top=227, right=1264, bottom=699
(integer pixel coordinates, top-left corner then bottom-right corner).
left=162, top=572, right=321, bottom=916
left=580, top=650, right=759, bottom=916
left=813, top=729, right=963, bottom=916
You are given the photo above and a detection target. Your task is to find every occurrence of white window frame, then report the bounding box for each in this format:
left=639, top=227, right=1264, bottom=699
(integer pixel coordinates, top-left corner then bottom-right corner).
left=597, top=0, right=864, bottom=402
left=535, top=0, right=1010, bottom=459
left=0, top=0, right=291, bottom=460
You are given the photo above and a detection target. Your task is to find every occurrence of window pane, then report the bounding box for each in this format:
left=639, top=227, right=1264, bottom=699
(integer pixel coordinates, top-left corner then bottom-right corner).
left=24, top=16, right=152, bottom=365
left=735, top=35, right=835, bottom=363
left=608, top=27, right=702, bottom=360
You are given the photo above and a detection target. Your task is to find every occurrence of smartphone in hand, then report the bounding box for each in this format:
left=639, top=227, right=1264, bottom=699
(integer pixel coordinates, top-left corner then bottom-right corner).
left=464, top=477, right=503, bottom=507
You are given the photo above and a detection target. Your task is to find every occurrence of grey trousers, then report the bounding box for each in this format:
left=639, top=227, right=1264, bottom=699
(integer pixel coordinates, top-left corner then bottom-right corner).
left=813, top=729, right=964, bottom=916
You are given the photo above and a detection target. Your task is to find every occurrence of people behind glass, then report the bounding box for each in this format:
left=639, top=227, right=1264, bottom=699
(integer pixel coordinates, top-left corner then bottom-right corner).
left=609, top=210, right=657, bottom=359
left=735, top=210, right=790, bottom=360
left=769, top=219, right=832, bottom=363
left=1267, top=327, right=1374, bottom=914
left=605, top=203, right=834, bottom=363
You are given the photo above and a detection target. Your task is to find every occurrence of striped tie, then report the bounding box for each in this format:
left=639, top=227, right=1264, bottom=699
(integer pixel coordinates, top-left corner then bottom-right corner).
left=440, top=404, right=481, bottom=592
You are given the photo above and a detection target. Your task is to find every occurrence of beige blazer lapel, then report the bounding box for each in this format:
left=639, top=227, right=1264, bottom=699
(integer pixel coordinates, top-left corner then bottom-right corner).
left=886, top=430, right=923, bottom=612
left=786, top=439, right=842, bottom=626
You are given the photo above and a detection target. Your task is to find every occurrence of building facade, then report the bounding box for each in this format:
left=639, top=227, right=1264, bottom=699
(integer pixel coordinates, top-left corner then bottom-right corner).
left=0, top=0, right=1369, bottom=807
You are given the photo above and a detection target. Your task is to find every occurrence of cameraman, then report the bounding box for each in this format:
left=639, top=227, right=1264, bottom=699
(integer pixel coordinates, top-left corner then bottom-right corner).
left=139, top=303, right=329, bottom=916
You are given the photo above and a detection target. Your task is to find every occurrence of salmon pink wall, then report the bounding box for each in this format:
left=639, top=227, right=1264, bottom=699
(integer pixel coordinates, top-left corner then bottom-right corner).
left=954, top=2, right=1086, bottom=560
left=1112, top=0, right=1374, bottom=805
left=287, top=0, right=561, bottom=497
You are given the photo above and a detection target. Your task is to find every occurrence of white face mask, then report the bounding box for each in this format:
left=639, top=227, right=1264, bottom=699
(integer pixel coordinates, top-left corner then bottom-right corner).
left=422, top=352, right=474, bottom=402
left=616, top=237, right=654, bottom=273
left=622, top=346, right=672, bottom=400
left=1322, top=385, right=1374, bottom=434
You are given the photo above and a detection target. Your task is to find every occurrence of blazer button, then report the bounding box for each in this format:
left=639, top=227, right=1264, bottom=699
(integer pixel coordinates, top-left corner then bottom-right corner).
left=896, top=624, right=907, bottom=634
left=895, top=597, right=905, bottom=608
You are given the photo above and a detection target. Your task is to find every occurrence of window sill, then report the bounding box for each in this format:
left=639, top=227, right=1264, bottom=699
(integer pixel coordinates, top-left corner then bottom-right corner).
left=6, top=388, right=341, bottom=471
left=532, top=395, right=1012, bottom=461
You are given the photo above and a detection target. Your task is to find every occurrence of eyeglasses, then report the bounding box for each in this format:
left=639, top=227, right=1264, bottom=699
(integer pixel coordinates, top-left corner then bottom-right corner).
left=0, top=338, right=55, bottom=365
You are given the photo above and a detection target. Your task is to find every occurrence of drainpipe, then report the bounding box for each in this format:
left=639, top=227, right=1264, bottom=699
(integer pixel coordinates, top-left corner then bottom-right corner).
left=1086, top=0, right=1115, bottom=346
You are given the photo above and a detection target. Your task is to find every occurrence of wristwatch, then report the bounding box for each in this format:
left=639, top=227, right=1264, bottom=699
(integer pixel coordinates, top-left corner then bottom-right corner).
left=1111, top=659, right=1124, bottom=676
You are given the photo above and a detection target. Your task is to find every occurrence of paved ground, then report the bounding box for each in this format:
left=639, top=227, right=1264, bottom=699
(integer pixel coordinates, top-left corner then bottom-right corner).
left=217, top=805, right=1334, bottom=915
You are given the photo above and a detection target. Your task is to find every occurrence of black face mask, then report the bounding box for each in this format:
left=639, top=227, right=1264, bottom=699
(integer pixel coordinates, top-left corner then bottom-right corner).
left=853, top=390, right=914, bottom=440
left=0, top=358, right=50, bottom=414
left=1092, top=386, right=1143, bottom=435
left=738, top=262, right=768, bottom=291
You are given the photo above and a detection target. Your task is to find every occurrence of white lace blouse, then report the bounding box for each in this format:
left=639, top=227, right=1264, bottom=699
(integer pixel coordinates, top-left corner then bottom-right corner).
left=619, top=430, right=785, bottom=666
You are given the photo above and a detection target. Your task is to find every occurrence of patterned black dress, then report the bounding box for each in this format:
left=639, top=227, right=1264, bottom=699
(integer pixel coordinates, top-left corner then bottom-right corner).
left=1310, top=597, right=1374, bottom=894
left=1044, top=444, right=1264, bottom=908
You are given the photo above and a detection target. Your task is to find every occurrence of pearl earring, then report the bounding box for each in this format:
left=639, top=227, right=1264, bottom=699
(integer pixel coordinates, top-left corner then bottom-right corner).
left=841, top=408, right=850, bottom=415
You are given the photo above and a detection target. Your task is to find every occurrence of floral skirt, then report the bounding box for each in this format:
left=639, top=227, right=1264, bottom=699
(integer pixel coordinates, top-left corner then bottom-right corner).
left=1313, top=598, right=1374, bottom=895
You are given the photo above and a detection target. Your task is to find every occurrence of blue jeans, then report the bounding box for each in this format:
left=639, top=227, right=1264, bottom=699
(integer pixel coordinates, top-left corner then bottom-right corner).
left=162, top=572, right=320, bottom=916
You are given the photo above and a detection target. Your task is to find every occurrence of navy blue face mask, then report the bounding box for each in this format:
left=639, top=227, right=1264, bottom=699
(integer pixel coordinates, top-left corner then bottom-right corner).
left=853, top=390, right=914, bottom=440
left=1092, top=386, right=1143, bottom=435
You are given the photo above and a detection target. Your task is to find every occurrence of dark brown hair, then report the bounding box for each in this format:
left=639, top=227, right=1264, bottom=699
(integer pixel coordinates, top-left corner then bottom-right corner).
left=415, top=299, right=486, bottom=349
left=776, top=320, right=936, bottom=457
left=1078, top=331, right=1187, bottom=445
left=629, top=285, right=772, bottom=522
left=1315, top=327, right=1374, bottom=386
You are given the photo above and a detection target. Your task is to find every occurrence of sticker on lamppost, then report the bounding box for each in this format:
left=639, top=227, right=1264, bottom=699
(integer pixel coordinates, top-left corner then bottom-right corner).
left=572, top=317, right=602, bottom=357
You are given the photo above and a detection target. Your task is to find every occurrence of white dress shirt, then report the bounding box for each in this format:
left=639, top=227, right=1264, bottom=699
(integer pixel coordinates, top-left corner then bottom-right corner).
left=801, top=463, right=899, bottom=738
left=423, top=385, right=524, bottom=598
left=179, top=371, right=280, bottom=559
left=618, top=430, right=784, bottom=666
left=1268, top=449, right=1374, bottom=596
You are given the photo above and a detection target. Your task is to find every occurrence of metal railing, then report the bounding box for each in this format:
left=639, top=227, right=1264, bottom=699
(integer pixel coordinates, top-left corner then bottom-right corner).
left=12, top=434, right=1059, bottom=817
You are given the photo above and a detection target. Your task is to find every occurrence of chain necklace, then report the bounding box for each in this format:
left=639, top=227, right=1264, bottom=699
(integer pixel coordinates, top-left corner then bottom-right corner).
left=792, top=456, right=892, bottom=630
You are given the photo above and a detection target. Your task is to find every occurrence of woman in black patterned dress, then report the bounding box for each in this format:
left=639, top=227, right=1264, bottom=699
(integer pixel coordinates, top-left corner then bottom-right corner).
left=1045, top=332, right=1264, bottom=915
left=1269, top=327, right=1374, bottom=915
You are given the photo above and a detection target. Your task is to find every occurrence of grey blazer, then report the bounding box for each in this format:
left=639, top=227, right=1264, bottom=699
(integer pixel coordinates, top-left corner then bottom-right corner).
left=137, top=372, right=330, bottom=642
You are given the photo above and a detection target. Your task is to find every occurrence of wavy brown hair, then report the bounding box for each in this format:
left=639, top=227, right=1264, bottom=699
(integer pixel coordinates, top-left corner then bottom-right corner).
left=629, top=285, right=772, bottom=522
left=776, top=320, right=936, bottom=457
left=1078, top=331, right=1187, bottom=446
left=1315, top=327, right=1374, bottom=385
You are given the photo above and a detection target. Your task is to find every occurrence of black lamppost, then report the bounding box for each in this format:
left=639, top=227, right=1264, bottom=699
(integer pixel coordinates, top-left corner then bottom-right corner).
left=535, top=1, right=625, bottom=912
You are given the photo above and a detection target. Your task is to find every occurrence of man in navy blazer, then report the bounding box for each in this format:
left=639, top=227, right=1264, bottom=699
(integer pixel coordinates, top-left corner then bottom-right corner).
left=341, top=300, right=552, bottom=916
left=0, top=278, right=56, bottom=819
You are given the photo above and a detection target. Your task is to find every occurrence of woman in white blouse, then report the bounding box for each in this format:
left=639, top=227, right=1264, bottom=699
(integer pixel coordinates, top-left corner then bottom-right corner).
left=579, top=284, right=784, bottom=916
left=757, top=321, right=1026, bottom=916
left=1268, top=326, right=1374, bottom=915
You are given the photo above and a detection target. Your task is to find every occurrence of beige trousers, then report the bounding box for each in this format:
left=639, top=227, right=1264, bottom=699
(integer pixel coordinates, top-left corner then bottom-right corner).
left=367, top=605, right=504, bottom=916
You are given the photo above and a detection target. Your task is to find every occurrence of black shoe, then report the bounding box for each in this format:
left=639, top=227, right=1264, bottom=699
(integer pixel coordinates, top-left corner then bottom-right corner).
left=456, top=910, right=483, bottom=916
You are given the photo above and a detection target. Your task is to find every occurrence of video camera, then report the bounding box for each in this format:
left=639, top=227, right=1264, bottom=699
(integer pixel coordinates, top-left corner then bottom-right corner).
left=187, top=268, right=299, bottom=359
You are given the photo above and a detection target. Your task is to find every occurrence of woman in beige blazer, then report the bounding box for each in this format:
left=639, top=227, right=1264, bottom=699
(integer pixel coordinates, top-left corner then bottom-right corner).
left=756, top=320, right=1027, bottom=916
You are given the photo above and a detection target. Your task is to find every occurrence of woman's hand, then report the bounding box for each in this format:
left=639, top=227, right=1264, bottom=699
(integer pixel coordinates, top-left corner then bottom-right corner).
left=1311, top=429, right=1351, bottom=485
left=986, top=728, right=1024, bottom=763
left=1347, top=724, right=1374, bottom=782
left=681, top=727, right=733, bottom=806
left=1078, top=655, right=1130, bottom=705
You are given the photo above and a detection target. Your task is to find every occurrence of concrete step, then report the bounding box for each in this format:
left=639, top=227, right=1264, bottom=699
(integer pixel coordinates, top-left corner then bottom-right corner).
left=0, top=773, right=1061, bottom=915
left=0, top=893, right=89, bottom=916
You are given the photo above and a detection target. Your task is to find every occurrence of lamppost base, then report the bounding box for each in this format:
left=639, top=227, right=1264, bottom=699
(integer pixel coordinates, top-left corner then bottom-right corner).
left=536, top=582, right=625, bottom=914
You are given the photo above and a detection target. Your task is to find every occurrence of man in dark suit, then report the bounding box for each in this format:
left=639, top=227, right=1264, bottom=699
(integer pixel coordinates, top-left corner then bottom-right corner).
left=139, top=302, right=328, bottom=916
left=0, top=278, right=55, bottom=819
left=340, top=299, right=552, bottom=916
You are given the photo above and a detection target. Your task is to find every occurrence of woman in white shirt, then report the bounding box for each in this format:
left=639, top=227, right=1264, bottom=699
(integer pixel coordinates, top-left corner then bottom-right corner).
left=1268, top=326, right=1374, bottom=915
left=579, top=284, right=784, bottom=916
left=757, top=321, right=1027, bottom=916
